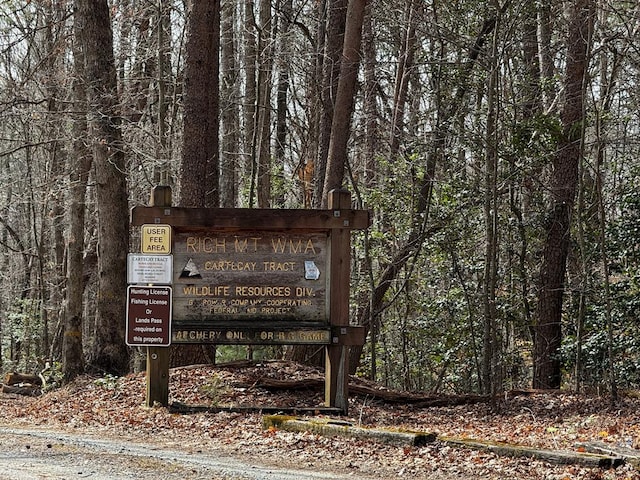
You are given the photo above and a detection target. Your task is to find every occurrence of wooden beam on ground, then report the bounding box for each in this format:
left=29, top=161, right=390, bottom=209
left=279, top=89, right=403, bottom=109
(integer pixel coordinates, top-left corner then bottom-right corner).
left=170, top=403, right=342, bottom=415
left=263, top=415, right=437, bottom=447
left=577, top=441, right=640, bottom=468
left=264, top=415, right=624, bottom=468
left=441, top=437, right=623, bottom=468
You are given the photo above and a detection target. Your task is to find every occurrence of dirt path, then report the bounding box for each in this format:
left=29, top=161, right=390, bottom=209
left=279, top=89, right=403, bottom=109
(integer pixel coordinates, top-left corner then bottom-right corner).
left=0, top=426, right=376, bottom=480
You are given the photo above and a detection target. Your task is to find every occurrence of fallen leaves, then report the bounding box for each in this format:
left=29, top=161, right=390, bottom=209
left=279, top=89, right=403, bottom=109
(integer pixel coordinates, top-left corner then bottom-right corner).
left=1, top=361, right=640, bottom=479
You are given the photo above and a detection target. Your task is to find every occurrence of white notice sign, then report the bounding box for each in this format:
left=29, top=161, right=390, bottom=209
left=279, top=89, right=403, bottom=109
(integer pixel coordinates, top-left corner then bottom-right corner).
left=127, top=254, right=173, bottom=285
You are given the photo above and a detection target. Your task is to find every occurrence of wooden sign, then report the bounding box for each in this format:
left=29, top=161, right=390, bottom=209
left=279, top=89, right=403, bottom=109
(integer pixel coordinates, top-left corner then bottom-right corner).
left=130, top=186, right=370, bottom=413
left=172, top=231, right=327, bottom=323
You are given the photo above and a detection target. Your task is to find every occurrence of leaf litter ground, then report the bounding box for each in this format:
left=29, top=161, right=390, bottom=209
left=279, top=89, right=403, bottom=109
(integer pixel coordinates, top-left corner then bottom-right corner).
left=2, top=360, right=640, bottom=479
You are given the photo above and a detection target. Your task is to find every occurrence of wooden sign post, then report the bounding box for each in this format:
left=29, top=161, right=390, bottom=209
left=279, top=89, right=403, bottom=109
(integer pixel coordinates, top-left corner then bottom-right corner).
left=129, top=186, right=369, bottom=413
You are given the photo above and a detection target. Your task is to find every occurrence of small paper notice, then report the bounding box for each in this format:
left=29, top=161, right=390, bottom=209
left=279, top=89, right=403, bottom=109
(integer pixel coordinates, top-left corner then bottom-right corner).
left=304, top=261, right=320, bottom=280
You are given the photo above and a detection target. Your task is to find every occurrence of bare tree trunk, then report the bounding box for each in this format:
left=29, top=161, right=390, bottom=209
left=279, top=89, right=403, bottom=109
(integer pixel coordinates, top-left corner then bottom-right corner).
left=537, top=1, right=555, bottom=111
left=360, top=1, right=378, bottom=379
left=63, top=9, right=92, bottom=381
left=321, top=0, right=368, bottom=206
left=76, top=0, right=130, bottom=375
left=244, top=0, right=258, bottom=207
left=220, top=0, right=239, bottom=207
left=389, top=0, right=419, bottom=160
left=181, top=0, right=220, bottom=208
left=533, top=0, right=593, bottom=389
left=176, top=0, right=221, bottom=367
left=155, top=0, right=172, bottom=185
left=314, top=0, right=347, bottom=208
left=256, top=0, right=273, bottom=208
left=512, top=0, right=544, bottom=349
left=361, top=1, right=377, bottom=189
left=274, top=0, right=293, bottom=207
left=39, top=1, right=68, bottom=360
left=481, top=4, right=500, bottom=397
left=593, top=31, right=623, bottom=402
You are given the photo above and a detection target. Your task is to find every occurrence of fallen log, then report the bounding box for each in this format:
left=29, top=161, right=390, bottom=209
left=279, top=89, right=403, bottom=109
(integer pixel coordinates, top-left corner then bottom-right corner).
left=2, top=384, right=41, bottom=396
left=4, top=372, right=42, bottom=386
left=249, top=377, right=324, bottom=391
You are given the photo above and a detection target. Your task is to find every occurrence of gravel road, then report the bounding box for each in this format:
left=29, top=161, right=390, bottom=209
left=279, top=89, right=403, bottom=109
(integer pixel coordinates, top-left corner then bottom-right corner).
left=0, top=426, right=373, bottom=480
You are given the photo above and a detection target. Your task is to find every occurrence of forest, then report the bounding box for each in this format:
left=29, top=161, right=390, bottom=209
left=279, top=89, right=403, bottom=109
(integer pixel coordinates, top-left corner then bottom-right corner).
left=0, top=0, right=639, bottom=400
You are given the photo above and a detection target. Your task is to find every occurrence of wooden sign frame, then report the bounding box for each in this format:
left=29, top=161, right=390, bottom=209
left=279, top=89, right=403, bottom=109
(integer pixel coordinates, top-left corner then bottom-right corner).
left=129, top=186, right=369, bottom=414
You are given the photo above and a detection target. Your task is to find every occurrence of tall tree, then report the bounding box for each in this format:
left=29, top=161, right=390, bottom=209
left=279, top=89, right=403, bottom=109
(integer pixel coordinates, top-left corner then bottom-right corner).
left=255, top=0, right=273, bottom=208
left=274, top=0, right=294, bottom=207
left=63, top=5, right=92, bottom=381
left=389, top=0, right=419, bottom=161
left=220, top=0, right=240, bottom=207
left=533, top=0, right=594, bottom=389
left=244, top=0, right=258, bottom=207
left=76, top=0, right=130, bottom=374
left=181, top=0, right=221, bottom=208
left=155, top=0, right=173, bottom=185
left=481, top=0, right=501, bottom=397
left=321, top=0, right=368, bottom=205
left=314, top=0, right=348, bottom=208
left=175, top=0, right=221, bottom=367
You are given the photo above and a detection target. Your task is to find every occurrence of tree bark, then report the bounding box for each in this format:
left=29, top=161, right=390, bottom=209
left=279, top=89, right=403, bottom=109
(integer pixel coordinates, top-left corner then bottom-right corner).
left=256, top=0, right=273, bottom=208
left=76, top=0, right=130, bottom=375
left=244, top=0, right=258, bottom=207
left=63, top=7, right=92, bottom=381
left=314, top=0, right=348, bottom=208
left=274, top=0, right=293, bottom=207
left=481, top=2, right=500, bottom=397
left=181, top=0, right=220, bottom=208
left=176, top=0, right=221, bottom=367
left=220, top=0, right=239, bottom=207
left=533, top=0, right=593, bottom=389
left=154, top=0, right=172, bottom=185
left=389, top=0, right=419, bottom=160
left=321, top=0, right=368, bottom=206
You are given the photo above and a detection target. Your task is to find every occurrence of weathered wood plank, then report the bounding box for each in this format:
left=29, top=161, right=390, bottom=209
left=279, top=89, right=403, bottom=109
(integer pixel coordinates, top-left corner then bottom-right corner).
left=170, top=402, right=342, bottom=415
left=265, top=415, right=624, bottom=467
left=325, top=190, right=353, bottom=413
left=263, top=415, right=437, bottom=447
left=441, top=437, right=623, bottom=468
left=577, top=441, right=640, bottom=468
left=171, top=325, right=331, bottom=345
left=130, top=206, right=371, bottom=230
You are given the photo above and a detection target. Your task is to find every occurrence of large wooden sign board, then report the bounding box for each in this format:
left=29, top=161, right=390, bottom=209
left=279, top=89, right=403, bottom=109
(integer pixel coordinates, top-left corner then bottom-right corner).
left=172, top=231, right=327, bottom=324
left=129, top=186, right=369, bottom=414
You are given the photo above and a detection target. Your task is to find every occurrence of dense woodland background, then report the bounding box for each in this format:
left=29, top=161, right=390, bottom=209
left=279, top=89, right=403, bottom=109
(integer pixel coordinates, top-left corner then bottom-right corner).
left=1, top=0, right=639, bottom=399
